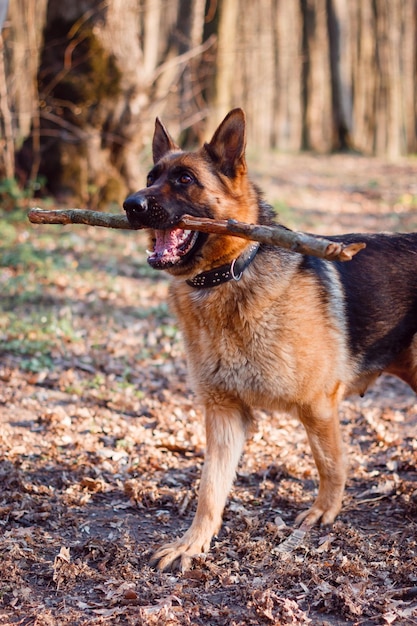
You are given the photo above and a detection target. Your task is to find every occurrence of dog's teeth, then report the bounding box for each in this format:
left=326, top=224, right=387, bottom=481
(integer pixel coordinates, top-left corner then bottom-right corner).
left=146, top=249, right=154, bottom=256
left=180, top=229, right=193, bottom=243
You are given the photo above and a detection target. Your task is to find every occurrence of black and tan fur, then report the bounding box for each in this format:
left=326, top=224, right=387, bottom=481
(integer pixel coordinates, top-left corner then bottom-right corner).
left=123, top=109, right=417, bottom=571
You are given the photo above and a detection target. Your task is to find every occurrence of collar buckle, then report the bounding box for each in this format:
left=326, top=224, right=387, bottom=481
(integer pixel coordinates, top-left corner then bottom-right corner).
left=230, top=258, right=243, bottom=281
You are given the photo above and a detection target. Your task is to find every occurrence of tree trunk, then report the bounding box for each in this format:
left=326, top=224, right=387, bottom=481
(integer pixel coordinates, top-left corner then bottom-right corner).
left=245, top=0, right=276, bottom=150
left=328, top=0, right=353, bottom=149
left=1, top=0, right=47, bottom=181
left=273, top=0, right=303, bottom=151
left=302, top=0, right=333, bottom=152
left=22, top=0, right=214, bottom=205
left=206, top=0, right=239, bottom=137
left=0, top=32, right=14, bottom=179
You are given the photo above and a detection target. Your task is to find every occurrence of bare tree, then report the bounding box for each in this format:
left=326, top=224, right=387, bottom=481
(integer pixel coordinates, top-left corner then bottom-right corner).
left=4, top=0, right=214, bottom=206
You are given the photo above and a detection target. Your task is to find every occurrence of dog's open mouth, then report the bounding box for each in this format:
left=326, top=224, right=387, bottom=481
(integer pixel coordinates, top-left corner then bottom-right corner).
left=147, top=227, right=199, bottom=268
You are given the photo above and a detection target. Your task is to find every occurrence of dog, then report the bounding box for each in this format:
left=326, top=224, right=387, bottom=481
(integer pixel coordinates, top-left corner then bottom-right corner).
left=123, top=108, right=417, bottom=571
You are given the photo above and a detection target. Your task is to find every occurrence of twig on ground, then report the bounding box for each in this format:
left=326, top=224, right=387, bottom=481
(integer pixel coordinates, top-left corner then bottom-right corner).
left=28, top=207, right=366, bottom=262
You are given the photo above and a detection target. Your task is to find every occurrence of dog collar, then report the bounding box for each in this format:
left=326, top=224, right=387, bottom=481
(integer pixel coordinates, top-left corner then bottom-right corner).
left=186, top=243, right=260, bottom=289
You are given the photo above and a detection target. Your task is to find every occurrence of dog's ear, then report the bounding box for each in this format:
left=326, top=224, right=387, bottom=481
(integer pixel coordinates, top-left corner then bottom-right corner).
left=152, top=118, right=180, bottom=164
left=205, top=108, right=247, bottom=177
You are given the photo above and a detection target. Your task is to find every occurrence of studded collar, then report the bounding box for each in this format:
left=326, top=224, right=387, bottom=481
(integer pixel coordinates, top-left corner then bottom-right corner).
left=186, top=243, right=260, bottom=289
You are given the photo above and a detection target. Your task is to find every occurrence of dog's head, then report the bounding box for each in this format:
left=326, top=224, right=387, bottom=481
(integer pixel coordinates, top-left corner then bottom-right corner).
left=123, top=109, right=260, bottom=277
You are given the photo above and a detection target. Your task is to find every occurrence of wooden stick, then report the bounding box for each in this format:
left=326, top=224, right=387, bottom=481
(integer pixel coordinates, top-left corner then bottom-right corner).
left=28, top=208, right=132, bottom=230
left=28, top=207, right=366, bottom=262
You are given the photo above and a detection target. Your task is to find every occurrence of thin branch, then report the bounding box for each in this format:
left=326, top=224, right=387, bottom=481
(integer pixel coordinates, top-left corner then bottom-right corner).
left=150, top=35, right=216, bottom=84
left=28, top=207, right=366, bottom=262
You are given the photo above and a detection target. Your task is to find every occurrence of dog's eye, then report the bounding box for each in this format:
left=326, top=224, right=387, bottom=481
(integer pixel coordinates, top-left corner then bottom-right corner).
left=177, top=172, right=194, bottom=185
left=146, top=173, right=155, bottom=187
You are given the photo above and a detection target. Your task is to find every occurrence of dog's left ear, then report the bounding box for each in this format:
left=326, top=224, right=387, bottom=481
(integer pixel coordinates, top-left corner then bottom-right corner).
left=205, top=108, right=247, bottom=177
left=152, top=118, right=180, bottom=164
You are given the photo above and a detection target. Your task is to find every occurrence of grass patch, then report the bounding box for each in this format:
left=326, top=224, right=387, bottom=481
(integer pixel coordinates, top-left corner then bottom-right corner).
left=272, top=199, right=300, bottom=228
left=0, top=308, right=81, bottom=372
left=0, top=205, right=173, bottom=377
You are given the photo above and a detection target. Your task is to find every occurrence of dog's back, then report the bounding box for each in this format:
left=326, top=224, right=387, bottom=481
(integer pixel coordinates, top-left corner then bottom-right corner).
left=332, top=233, right=417, bottom=386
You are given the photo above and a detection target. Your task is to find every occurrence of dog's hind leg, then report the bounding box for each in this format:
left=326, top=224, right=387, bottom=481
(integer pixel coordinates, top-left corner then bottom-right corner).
left=151, top=399, right=253, bottom=571
left=295, top=393, right=347, bottom=528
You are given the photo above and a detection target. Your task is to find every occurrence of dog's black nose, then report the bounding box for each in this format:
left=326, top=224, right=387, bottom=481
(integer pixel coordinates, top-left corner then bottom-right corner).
left=123, top=192, right=152, bottom=228
left=123, top=193, right=148, bottom=216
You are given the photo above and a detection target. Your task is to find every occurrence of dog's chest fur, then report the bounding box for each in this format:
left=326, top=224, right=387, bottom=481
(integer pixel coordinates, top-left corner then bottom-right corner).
left=169, top=253, right=349, bottom=410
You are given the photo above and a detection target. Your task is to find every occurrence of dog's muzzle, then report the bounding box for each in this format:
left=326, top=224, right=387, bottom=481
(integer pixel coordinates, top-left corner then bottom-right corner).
left=123, top=192, right=172, bottom=229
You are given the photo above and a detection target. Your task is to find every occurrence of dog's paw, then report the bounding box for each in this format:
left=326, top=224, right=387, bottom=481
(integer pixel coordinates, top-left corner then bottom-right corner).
left=294, top=502, right=340, bottom=528
left=150, top=534, right=211, bottom=572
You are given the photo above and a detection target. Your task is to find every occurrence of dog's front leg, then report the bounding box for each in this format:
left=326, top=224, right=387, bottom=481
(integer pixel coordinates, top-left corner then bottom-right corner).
left=151, top=400, right=251, bottom=572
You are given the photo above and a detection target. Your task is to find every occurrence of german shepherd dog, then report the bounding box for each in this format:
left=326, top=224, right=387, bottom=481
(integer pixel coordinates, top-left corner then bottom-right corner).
left=124, top=109, right=417, bottom=571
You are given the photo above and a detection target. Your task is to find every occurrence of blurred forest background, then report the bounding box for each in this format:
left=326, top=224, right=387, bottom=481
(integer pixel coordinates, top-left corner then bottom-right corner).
left=0, top=0, right=416, bottom=208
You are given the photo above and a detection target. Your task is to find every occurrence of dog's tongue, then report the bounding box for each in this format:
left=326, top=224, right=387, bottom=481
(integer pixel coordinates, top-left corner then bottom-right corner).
left=148, top=227, right=197, bottom=267
left=153, top=228, right=184, bottom=260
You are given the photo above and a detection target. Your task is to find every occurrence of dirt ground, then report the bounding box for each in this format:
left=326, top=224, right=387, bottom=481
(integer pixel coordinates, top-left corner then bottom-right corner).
left=1, top=152, right=417, bottom=625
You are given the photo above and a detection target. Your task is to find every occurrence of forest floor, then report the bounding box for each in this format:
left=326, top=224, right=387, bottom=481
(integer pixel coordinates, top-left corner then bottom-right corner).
left=1, top=152, right=417, bottom=626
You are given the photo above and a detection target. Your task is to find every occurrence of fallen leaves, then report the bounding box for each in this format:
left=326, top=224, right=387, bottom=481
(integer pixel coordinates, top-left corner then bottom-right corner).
left=53, top=546, right=72, bottom=589
left=251, top=590, right=311, bottom=624
left=2, top=154, right=417, bottom=624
